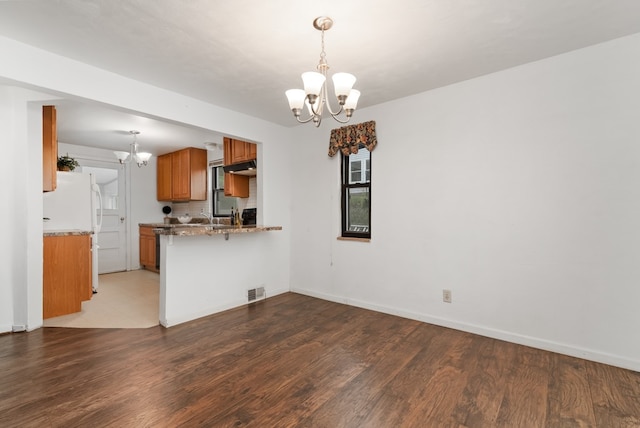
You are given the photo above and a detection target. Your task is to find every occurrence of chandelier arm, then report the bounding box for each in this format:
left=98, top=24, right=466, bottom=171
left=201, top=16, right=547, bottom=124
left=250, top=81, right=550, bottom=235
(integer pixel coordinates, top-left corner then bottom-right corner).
left=295, top=114, right=318, bottom=124
left=323, top=97, right=344, bottom=116
left=308, top=98, right=322, bottom=117
left=328, top=112, right=351, bottom=124
left=310, top=41, right=345, bottom=118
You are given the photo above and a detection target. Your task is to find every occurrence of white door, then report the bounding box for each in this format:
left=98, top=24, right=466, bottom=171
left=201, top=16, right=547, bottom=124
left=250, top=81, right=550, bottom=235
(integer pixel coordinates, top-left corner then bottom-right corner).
left=79, top=161, right=127, bottom=273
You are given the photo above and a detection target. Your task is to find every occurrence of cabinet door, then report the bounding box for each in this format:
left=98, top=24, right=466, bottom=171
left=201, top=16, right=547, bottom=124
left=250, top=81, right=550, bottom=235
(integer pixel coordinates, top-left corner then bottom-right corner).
left=171, top=149, right=191, bottom=200
left=188, top=148, right=207, bottom=201
left=157, top=147, right=207, bottom=201
left=42, top=106, right=57, bottom=192
left=231, top=139, right=250, bottom=164
left=43, top=235, right=92, bottom=319
left=224, top=173, right=249, bottom=198
left=248, top=142, right=257, bottom=160
left=224, top=138, right=256, bottom=164
left=223, top=137, right=233, bottom=166
left=156, top=153, right=172, bottom=201
left=139, top=227, right=156, bottom=270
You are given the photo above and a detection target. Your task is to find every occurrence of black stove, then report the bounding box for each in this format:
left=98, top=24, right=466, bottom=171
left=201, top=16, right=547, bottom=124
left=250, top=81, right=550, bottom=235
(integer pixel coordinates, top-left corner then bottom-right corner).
left=241, top=208, right=257, bottom=226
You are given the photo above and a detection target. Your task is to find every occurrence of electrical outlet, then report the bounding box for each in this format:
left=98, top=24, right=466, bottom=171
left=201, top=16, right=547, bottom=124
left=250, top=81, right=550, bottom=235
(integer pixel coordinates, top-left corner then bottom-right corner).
left=443, top=289, right=452, bottom=303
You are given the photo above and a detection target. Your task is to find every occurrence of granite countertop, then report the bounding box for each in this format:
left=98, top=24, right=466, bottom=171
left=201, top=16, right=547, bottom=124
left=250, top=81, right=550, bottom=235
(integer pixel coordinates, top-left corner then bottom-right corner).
left=139, top=223, right=181, bottom=228
left=44, top=230, right=93, bottom=237
left=153, top=224, right=282, bottom=236
left=139, top=219, right=229, bottom=228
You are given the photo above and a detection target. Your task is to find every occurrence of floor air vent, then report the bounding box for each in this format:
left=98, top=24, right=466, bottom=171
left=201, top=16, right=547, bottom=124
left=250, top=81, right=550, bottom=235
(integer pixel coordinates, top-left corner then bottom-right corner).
left=248, top=286, right=265, bottom=303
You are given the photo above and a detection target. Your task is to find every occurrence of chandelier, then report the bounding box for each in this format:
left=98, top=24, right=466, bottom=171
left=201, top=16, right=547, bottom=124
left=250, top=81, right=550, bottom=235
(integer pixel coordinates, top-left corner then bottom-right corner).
left=113, top=130, right=152, bottom=167
left=285, top=16, right=360, bottom=127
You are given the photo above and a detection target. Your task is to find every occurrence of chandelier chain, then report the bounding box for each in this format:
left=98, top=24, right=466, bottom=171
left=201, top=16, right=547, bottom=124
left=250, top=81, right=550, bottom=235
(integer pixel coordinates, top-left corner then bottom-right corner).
left=318, top=28, right=327, bottom=69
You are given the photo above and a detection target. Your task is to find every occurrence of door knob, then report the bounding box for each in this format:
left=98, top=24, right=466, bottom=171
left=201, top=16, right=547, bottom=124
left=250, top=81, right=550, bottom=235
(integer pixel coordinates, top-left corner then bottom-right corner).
left=120, top=217, right=125, bottom=223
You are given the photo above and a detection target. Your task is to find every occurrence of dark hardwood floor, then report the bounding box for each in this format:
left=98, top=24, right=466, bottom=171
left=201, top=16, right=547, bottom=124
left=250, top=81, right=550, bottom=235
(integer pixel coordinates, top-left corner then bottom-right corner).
left=1, top=293, right=639, bottom=427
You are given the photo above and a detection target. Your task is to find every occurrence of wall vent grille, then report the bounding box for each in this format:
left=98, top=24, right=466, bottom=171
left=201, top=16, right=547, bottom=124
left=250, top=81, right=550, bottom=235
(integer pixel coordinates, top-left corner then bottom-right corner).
left=247, top=286, right=265, bottom=303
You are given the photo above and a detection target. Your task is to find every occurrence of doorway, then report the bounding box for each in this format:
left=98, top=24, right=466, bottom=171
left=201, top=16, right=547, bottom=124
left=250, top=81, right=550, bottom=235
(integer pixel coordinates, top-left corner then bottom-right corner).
left=79, top=160, right=127, bottom=273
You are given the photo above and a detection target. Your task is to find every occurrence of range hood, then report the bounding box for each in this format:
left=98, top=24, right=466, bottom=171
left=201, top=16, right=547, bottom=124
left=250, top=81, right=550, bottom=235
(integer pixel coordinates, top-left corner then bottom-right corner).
left=223, top=160, right=257, bottom=176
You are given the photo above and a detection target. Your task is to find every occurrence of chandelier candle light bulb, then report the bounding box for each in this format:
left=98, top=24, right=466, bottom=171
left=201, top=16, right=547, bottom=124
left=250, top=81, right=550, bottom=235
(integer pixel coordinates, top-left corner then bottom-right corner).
left=286, top=16, right=360, bottom=127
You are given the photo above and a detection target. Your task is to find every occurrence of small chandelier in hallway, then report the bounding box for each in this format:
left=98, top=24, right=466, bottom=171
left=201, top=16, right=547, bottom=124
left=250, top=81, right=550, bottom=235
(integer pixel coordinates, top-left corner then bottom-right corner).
left=114, top=130, right=152, bottom=167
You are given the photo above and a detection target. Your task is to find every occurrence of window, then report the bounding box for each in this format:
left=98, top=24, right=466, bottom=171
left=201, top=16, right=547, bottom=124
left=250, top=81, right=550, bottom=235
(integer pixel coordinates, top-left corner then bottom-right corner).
left=341, top=146, right=371, bottom=238
left=211, top=165, right=238, bottom=216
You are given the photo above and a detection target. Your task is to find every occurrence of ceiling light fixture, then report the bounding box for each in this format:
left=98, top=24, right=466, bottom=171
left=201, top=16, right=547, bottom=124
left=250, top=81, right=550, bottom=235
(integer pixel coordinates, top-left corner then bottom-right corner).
left=285, top=16, right=360, bottom=127
left=114, top=130, right=152, bottom=167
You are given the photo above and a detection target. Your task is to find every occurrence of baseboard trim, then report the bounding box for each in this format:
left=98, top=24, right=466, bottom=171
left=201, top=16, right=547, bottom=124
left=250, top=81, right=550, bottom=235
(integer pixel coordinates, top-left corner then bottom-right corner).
left=291, top=287, right=640, bottom=372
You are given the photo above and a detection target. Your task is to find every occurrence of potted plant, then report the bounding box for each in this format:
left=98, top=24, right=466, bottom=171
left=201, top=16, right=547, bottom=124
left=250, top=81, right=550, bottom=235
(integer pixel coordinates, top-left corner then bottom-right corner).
left=57, top=154, right=79, bottom=171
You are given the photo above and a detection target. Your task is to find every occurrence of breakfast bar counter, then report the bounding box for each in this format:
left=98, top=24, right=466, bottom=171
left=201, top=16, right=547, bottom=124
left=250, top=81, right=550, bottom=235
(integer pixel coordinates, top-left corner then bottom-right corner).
left=154, top=224, right=282, bottom=237
left=156, top=223, right=287, bottom=328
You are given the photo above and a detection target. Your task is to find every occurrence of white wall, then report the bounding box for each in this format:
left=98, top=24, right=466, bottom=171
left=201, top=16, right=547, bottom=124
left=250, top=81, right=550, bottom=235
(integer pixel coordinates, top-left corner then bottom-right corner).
left=0, top=87, right=15, bottom=332
left=0, top=35, right=292, bottom=333
left=0, top=86, right=60, bottom=332
left=291, top=33, right=640, bottom=371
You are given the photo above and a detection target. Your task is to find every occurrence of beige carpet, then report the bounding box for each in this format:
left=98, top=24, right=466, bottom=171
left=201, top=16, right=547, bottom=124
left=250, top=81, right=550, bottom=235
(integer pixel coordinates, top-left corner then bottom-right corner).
left=43, top=269, right=160, bottom=329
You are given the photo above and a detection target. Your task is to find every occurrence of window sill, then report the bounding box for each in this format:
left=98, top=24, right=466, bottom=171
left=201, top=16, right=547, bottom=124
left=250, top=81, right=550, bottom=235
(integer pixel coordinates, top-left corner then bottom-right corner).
left=337, top=236, right=370, bottom=243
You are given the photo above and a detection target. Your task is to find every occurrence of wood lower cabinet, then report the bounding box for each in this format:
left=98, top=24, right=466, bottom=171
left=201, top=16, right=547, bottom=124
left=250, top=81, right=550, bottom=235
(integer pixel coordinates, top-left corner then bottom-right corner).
left=43, top=234, right=92, bottom=319
left=140, top=226, right=158, bottom=272
left=42, top=105, right=57, bottom=192
left=157, top=148, right=207, bottom=201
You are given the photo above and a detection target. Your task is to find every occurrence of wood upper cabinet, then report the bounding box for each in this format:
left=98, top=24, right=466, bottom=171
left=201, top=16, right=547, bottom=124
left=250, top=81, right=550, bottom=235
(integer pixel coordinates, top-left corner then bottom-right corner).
left=156, top=147, right=207, bottom=201
left=231, top=141, right=250, bottom=164
left=156, top=153, right=172, bottom=201
left=139, top=226, right=157, bottom=272
left=224, top=172, right=249, bottom=198
left=223, top=137, right=233, bottom=166
left=43, top=234, right=92, bottom=319
left=224, top=137, right=257, bottom=165
left=223, top=137, right=255, bottom=198
left=43, top=105, right=57, bottom=192
left=171, top=148, right=191, bottom=200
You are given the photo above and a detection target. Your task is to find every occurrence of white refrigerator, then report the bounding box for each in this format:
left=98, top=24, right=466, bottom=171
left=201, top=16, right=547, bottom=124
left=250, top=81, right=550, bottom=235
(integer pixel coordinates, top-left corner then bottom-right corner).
left=43, top=171, right=103, bottom=291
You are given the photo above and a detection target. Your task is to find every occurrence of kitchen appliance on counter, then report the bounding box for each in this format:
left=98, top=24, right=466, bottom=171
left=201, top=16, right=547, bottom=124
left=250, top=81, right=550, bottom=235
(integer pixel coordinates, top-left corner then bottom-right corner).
left=241, top=208, right=256, bottom=226
left=43, top=172, right=103, bottom=292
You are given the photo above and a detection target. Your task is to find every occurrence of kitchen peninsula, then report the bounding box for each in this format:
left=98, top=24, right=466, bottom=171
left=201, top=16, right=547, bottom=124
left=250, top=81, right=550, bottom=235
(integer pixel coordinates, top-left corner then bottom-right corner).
left=154, top=224, right=284, bottom=327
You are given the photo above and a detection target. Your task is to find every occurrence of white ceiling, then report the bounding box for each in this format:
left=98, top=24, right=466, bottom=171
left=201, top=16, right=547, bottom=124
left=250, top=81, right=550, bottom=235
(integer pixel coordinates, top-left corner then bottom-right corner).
left=2, top=0, right=640, bottom=153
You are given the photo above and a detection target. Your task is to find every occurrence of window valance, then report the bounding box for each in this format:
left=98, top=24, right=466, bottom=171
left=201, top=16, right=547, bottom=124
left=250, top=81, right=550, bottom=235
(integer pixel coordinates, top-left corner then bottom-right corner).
left=328, top=120, right=377, bottom=157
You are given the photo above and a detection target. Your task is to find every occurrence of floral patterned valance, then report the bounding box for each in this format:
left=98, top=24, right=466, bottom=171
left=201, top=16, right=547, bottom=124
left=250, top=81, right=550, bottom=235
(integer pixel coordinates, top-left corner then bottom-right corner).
left=328, top=121, right=377, bottom=157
